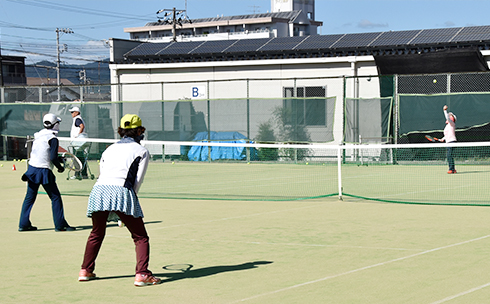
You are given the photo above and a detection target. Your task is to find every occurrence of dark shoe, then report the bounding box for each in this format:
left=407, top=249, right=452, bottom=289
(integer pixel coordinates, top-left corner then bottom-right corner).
left=55, top=226, right=76, bottom=232
left=19, top=226, right=37, bottom=232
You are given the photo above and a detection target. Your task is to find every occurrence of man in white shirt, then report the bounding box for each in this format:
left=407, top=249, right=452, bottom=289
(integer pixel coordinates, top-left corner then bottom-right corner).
left=69, top=106, right=88, bottom=178
left=69, top=106, right=86, bottom=138
left=438, top=105, right=457, bottom=174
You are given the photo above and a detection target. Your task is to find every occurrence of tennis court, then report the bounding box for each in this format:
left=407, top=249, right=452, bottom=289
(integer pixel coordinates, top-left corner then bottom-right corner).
left=2, top=159, right=490, bottom=304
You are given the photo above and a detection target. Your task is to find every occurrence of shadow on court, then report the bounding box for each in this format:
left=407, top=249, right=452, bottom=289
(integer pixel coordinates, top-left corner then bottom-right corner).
left=75, top=220, right=163, bottom=231
left=94, top=261, right=273, bottom=282
left=27, top=220, right=163, bottom=232
left=451, top=170, right=490, bottom=175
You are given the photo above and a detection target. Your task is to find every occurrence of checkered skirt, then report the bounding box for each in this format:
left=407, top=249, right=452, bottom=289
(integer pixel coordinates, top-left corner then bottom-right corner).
left=87, top=184, right=144, bottom=220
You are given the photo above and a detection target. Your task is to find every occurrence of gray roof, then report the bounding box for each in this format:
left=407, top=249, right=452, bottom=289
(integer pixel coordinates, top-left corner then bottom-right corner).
left=118, top=25, right=490, bottom=64
left=146, top=11, right=302, bottom=27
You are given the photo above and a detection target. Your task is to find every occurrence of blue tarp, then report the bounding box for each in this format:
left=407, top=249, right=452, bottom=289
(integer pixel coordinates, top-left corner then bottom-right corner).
left=188, top=132, right=252, bottom=161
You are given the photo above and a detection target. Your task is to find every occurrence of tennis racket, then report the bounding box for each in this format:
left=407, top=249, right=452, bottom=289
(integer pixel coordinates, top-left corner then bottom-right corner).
left=162, top=264, right=193, bottom=273
left=425, top=135, right=440, bottom=142
left=60, top=152, right=83, bottom=172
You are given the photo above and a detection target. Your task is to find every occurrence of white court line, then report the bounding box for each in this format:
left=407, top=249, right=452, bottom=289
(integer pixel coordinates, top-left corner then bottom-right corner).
left=430, top=282, right=490, bottom=304
left=165, top=238, right=421, bottom=252
left=150, top=203, right=326, bottom=231
left=232, top=234, right=490, bottom=303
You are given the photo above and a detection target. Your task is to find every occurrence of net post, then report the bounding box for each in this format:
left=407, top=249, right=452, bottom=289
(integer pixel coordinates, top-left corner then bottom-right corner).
left=359, top=135, right=363, bottom=166
left=337, top=144, right=343, bottom=200
left=246, top=140, right=250, bottom=162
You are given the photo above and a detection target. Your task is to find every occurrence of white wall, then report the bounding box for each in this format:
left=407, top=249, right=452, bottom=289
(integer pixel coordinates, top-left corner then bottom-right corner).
left=272, top=0, right=315, bottom=17
left=110, top=55, right=380, bottom=143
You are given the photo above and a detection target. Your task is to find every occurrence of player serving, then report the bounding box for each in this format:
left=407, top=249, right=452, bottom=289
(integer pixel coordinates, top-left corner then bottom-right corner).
left=439, top=105, right=457, bottom=174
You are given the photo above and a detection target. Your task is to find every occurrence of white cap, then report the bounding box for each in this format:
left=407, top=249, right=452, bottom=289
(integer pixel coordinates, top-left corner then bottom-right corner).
left=43, top=113, right=62, bottom=129
left=449, top=112, right=457, bottom=122
left=69, top=106, right=80, bottom=113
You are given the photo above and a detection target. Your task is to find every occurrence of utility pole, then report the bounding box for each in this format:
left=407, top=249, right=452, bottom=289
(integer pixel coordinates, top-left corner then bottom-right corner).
left=55, top=28, right=73, bottom=101
left=156, top=8, right=192, bottom=42
left=171, top=8, right=177, bottom=42
left=0, top=43, right=4, bottom=87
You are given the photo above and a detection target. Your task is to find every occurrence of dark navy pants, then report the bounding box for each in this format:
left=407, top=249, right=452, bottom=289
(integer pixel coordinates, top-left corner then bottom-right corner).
left=447, top=146, right=455, bottom=171
left=19, top=179, right=69, bottom=230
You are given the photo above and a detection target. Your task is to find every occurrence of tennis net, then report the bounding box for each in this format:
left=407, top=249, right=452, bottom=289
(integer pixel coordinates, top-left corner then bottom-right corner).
left=45, top=138, right=490, bottom=204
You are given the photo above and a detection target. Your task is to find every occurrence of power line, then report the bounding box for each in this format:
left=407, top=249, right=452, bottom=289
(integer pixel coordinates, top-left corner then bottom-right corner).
left=5, top=0, right=154, bottom=21
left=0, top=0, right=160, bottom=63
left=1, top=47, right=109, bottom=62
left=0, top=33, right=57, bottom=41
left=26, top=64, right=107, bottom=70
left=2, top=41, right=108, bottom=50
left=0, top=20, right=52, bottom=32
left=0, top=21, right=111, bottom=43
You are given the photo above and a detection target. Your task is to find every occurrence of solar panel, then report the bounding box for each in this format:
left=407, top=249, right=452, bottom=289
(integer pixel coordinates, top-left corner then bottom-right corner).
left=122, top=25, right=490, bottom=61
left=295, top=34, right=344, bottom=50
left=223, top=38, right=272, bottom=53
left=125, top=42, right=170, bottom=57
left=156, top=41, right=204, bottom=55
left=259, top=36, right=308, bottom=51
left=190, top=40, right=237, bottom=54
left=369, top=30, right=421, bottom=47
left=452, top=26, right=490, bottom=42
left=409, top=27, right=461, bottom=44
left=333, top=32, right=383, bottom=48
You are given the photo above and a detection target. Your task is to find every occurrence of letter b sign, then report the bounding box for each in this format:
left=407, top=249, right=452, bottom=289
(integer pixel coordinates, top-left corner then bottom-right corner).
left=191, top=86, right=206, bottom=99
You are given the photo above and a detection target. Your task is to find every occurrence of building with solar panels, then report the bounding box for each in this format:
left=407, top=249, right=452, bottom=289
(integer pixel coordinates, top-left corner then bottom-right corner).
left=109, top=5, right=490, bottom=144
left=124, top=0, right=322, bottom=42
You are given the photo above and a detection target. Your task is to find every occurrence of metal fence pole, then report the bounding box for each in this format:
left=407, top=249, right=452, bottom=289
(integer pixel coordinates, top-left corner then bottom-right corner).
left=161, top=82, right=165, bottom=162
left=1, top=86, right=5, bottom=160
left=246, top=78, right=250, bottom=162
left=207, top=80, right=211, bottom=162
left=394, top=74, right=399, bottom=145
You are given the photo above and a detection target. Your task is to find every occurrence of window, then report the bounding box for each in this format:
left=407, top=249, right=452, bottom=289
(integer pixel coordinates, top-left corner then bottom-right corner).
left=283, top=86, right=326, bottom=126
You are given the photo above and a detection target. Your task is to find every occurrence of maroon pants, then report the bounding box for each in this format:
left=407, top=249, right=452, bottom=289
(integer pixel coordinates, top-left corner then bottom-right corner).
left=81, top=211, right=152, bottom=275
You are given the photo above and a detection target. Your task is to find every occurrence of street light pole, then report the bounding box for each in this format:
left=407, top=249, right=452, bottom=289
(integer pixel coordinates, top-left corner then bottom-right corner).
left=55, top=28, right=73, bottom=101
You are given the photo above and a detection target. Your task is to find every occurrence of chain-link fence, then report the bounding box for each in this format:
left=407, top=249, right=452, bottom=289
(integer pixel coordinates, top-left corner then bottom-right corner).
left=395, top=72, right=490, bottom=144
left=2, top=72, right=490, bottom=159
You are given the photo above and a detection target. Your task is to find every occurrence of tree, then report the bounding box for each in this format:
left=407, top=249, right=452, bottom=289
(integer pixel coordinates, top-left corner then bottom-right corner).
left=272, top=105, right=311, bottom=161
left=255, top=120, right=278, bottom=161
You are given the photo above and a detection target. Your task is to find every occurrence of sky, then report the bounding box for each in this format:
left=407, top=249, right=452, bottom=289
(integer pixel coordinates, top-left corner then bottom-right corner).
left=1, top=0, right=490, bottom=65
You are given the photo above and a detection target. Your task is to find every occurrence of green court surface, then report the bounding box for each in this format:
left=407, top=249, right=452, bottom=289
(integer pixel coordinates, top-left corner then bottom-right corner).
left=54, top=160, right=490, bottom=205
left=2, top=160, right=490, bottom=303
